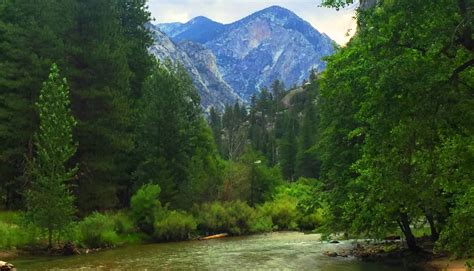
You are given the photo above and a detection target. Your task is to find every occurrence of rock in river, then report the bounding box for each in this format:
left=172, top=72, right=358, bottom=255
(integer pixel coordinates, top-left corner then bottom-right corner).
left=0, top=261, right=14, bottom=271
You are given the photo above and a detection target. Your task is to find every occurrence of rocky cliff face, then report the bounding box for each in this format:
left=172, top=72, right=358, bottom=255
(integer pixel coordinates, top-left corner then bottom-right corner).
left=148, top=26, right=240, bottom=111
left=158, top=6, right=335, bottom=101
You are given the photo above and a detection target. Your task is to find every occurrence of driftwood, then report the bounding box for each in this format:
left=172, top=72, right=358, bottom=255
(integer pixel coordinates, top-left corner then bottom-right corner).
left=199, top=233, right=228, bottom=240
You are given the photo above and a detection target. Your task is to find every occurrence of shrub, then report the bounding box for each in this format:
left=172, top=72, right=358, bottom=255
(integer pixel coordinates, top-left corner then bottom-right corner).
left=0, top=212, right=41, bottom=249
left=298, top=208, right=324, bottom=231
left=111, top=211, right=135, bottom=235
left=195, top=201, right=261, bottom=236
left=0, top=222, right=19, bottom=248
left=225, top=201, right=256, bottom=235
left=195, top=202, right=229, bottom=234
left=154, top=211, right=197, bottom=241
left=130, top=184, right=162, bottom=235
left=259, top=196, right=299, bottom=230
left=77, top=212, right=120, bottom=248
left=250, top=212, right=274, bottom=233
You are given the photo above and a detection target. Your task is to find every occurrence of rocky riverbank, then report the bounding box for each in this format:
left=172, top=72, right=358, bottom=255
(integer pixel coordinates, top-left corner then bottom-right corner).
left=323, top=239, right=473, bottom=271
left=323, top=238, right=472, bottom=271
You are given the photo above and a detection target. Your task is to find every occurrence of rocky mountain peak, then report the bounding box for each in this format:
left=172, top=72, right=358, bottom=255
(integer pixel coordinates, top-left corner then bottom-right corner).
left=155, top=6, right=335, bottom=104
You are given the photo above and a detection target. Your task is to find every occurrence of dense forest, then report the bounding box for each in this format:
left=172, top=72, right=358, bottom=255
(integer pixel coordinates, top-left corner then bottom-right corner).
left=0, top=0, right=472, bottom=260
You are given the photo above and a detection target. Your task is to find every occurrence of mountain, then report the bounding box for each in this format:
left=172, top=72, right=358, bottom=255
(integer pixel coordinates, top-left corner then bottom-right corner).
left=148, top=26, right=240, bottom=111
left=158, top=6, right=335, bottom=101
left=160, top=17, right=225, bottom=44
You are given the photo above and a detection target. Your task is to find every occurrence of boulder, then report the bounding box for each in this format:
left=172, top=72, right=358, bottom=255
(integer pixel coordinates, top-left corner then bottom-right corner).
left=0, top=261, right=14, bottom=271
left=63, top=241, right=80, bottom=256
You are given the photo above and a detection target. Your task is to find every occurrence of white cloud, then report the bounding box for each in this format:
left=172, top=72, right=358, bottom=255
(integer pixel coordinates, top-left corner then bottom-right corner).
left=148, top=0, right=358, bottom=45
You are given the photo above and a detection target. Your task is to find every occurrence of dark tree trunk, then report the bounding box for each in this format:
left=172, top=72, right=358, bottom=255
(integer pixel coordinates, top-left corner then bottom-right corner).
left=426, top=214, right=439, bottom=242
left=398, top=213, right=419, bottom=251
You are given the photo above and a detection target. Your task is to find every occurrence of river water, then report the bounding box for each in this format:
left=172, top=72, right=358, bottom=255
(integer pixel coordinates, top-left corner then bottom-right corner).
left=12, top=232, right=423, bottom=270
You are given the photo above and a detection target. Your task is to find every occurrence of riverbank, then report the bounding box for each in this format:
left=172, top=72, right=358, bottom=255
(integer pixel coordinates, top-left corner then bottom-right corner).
left=322, top=239, right=473, bottom=271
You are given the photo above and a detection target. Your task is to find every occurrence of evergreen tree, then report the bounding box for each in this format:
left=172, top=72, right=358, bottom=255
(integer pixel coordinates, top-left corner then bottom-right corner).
left=222, top=103, right=248, bottom=160
left=26, top=64, right=77, bottom=248
left=0, top=0, right=75, bottom=208
left=295, top=82, right=320, bottom=178
left=136, top=62, right=220, bottom=208
left=209, top=107, right=223, bottom=155
left=0, top=0, right=154, bottom=211
left=279, top=111, right=299, bottom=181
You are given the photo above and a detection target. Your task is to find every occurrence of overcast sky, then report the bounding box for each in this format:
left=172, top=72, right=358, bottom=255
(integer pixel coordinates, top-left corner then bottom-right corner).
left=148, top=0, right=358, bottom=45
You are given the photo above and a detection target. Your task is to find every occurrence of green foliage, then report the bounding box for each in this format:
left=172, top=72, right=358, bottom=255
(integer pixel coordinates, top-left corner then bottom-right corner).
left=130, top=184, right=162, bottom=235
left=0, top=0, right=153, bottom=211
left=438, top=187, right=474, bottom=257
left=466, top=260, right=474, bottom=271
left=271, top=180, right=325, bottom=231
left=221, top=102, right=248, bottom=160
left=209, top=107, right=223, bottom=155
left=25, top=64, right=77, bottom=248
left=295, top=82, right=321, bottom=179
left=154, top=211, right=197, bottom=241
left=217, top=152, right=283, bottom=205
left=110, top=211, right=136, bottom=236
left=259, top=196, right=298, bottom=231
left=136, top=62, right=221, bottom=209
left=0, top=211, right=31, bottom=249
left=195, top=201, right=261, bottom=236
left=77, top=212, right=120, bottom=248
left=250, top=213, right=274, bottom=233
left=240, top=150, right=284, bottom=205
left=298, top=209, right=324, bottom=231
left=318, top=0, right=474, bottom=252
left=321, top=0, right=355, bottom=9
left=279, top=111, right=299, bottom=181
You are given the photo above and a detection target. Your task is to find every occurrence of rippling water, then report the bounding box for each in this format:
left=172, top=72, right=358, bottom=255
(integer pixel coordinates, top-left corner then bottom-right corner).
left=12, top=232, right=423, bottom=270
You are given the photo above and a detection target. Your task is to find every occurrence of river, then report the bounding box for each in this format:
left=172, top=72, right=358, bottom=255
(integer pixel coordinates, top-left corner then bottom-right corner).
left=11, top=232, right=423, bottom=270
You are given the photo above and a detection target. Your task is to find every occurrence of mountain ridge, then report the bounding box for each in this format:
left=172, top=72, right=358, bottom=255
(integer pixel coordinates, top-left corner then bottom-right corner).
left=155, top=5, right=335, bottom=103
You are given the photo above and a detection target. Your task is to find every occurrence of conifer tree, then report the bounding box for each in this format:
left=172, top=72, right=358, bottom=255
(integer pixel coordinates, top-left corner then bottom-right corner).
left=279, top=111, right=299, bottom=181
left=26, top=64, right=77, bottom=248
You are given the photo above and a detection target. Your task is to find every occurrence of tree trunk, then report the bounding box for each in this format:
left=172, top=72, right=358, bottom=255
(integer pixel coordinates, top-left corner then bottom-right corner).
left=426, top=214, right=439, bottom=242
left=398, top=213, right=419, bottom=251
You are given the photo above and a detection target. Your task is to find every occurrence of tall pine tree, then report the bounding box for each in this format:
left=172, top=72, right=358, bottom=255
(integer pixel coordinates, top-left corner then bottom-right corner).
left=26, top=64, right=77, bottom=248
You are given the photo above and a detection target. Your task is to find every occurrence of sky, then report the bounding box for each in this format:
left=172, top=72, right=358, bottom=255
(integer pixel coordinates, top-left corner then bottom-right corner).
left=148, top=0, right=358, bottom=45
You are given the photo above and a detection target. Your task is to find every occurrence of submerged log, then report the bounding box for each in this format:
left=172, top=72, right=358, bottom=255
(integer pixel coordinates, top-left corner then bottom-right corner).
left=200, top=233, right=228, bottom=240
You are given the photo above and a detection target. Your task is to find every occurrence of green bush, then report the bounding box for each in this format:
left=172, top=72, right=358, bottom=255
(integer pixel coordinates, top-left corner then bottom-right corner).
left=259, top=196, right=299, bottom=230
left=154, top=211, right=197, bottom=241
left=250, top=212, right=274, bottom=233
left=225, top=201, right=256, bottom=235
left=297, top=208, right=324, bottom=231
left=195, top=201, right=229, bottom=234
left=111, top=211, right=135, bottom=235
left=196, top=201, right=263, bottom=236
left=77, top=212, right=120, bottom=248
left=130, top=184, right=162, bottom=235
left=0, top=212, right=42, bottom=249
left=0, top=221, right=20, bottom=248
